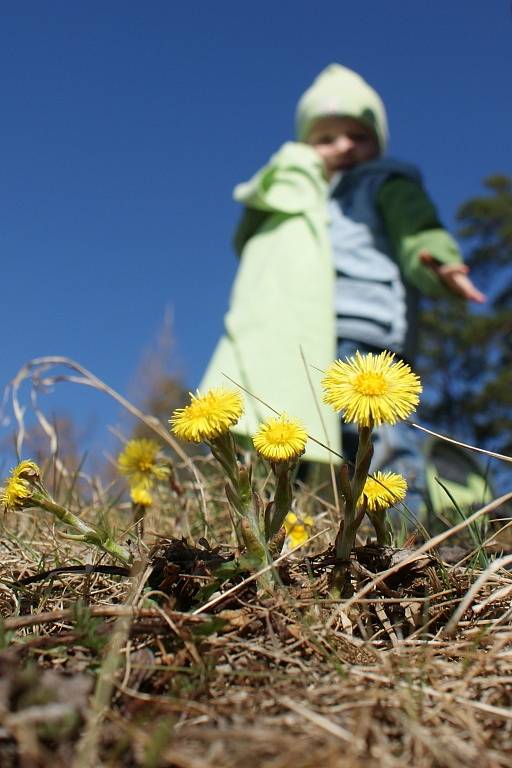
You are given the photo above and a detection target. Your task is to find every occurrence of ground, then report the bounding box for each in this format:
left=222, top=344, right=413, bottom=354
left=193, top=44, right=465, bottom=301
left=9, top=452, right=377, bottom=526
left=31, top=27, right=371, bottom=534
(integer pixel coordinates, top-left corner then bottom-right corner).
left=2, top=465, right=512, bottom=768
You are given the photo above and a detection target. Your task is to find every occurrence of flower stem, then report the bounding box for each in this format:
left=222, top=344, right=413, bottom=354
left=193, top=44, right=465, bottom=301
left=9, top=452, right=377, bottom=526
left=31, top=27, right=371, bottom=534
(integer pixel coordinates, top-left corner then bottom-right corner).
left=34, top=493, right=132, bottom=566
left=268, top=461, right=293, bottom=539
left=331, top=424, right=374, bottom=596
left=210, top=432, right=275, bottom=591
left=368, top=511, right=393, bottom=546
left=209, top=432, right=240, bottom=490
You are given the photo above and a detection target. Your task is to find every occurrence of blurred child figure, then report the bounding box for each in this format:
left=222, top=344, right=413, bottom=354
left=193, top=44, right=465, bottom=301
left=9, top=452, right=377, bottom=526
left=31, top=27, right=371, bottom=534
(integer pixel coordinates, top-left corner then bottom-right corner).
left=200, top=64, right=484, bottom=519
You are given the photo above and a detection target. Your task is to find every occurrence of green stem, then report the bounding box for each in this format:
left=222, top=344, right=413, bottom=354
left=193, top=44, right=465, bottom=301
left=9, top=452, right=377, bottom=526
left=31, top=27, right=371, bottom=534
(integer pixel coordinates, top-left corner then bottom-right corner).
left=99, top=537, right=133, bottom=566
left=240, top=518, right=274, bottom=594
left=331, top=424, right=374, bottom=596
left=368, top=510, right=393, bottom=546
left=351, top=425, right=373, bottom=508
left=34, top=494, right=132, bottom=566
left=268, top=461, right=293, bottom=539
left=35, top=494, right=96, bottom=536
left=209, top=432, right=240, bottom=489
left=210, top=430, right=279, bottom=592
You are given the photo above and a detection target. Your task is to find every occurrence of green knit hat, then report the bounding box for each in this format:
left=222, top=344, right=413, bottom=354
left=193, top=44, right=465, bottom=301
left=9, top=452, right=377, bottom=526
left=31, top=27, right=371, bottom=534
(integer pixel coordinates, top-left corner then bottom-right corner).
left=295, top=64, right=388, bottom=153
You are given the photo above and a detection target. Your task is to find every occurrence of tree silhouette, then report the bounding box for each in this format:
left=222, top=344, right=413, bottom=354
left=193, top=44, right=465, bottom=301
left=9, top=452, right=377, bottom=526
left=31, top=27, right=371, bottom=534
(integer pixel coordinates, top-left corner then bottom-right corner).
left=418, top=175, right=512, bottom=480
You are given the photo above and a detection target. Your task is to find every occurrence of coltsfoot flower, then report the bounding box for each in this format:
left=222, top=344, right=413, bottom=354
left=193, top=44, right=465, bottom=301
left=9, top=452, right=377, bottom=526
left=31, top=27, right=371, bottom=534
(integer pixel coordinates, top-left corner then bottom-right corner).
left=13, top=460, right=40, bottom=480
left=1, top=477, right=32, bottom=510
left=322, top=350, right=422, bottom=427
left=253, top=414, right=308, bottom=462
left=130, top=485, right=153, bottom=507
left=359, top=471, right=408, bottom=514
left=284, top=511, right=314, bottom=548
left=118, top=439, right=169, bottom=489
left=0, top=460, right=41, bottom=510
left=170, top=388, right=243, bottom=443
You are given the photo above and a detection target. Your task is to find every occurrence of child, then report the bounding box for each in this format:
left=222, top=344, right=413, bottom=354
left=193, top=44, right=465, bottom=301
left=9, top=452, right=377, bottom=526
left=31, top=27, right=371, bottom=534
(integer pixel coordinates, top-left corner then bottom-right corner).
left=200, top=64, right=484, bottom=516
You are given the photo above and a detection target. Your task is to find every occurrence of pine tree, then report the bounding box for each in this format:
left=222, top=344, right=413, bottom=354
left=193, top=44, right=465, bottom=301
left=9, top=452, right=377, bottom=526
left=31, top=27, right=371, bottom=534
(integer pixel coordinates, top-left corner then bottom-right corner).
left=418, top=175, right=512, bottom=469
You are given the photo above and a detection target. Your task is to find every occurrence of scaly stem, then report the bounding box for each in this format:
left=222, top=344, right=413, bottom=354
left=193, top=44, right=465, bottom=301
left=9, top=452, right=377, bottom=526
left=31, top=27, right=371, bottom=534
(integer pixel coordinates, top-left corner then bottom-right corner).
left=209, top=432, right=240, bottom=490
left=210, top=432, right=275, bottom=592
left=268, top=461, right=293, bottom=539
left=368, top=511, right=393, bottom=546
left=331, top=424, right=374, bottom=596
left=34, top=493, right=132, bottom=566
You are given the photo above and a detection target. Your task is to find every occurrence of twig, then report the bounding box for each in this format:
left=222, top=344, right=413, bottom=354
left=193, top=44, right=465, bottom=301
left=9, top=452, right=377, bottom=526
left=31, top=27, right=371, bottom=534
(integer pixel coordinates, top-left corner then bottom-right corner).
left=2, top=604, right=185, bottom=632
left=10, top=564, right=131, bottom=587
left=276, top=695, right=362, bottom=746
left=410, top=420, right=512, bottom=464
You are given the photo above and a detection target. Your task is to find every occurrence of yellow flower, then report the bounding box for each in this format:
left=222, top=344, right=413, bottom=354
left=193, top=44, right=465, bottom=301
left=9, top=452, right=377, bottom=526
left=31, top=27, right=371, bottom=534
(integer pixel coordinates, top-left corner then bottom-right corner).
left=170, top=388, right=243, bottom=443
left=13, top=460, right=40, bottom=480
left=284, top=511, right=314, bottom=547
left=322, top=350, right=422, bottom=427
left=0, top=459, right=41, bottom=510
left=130, top=485, right=153, bottom=507
left=0, top=478, right=32, bottom=510
left=253, top=414, right=308, bottom=462
left=118, top=439, right=169, bottom=489
left=359, top=471, right=408, bottom=514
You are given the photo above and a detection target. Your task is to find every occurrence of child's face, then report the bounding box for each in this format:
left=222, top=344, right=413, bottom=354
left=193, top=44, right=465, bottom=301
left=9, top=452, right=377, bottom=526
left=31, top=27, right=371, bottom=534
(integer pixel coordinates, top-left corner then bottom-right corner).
left=306, top=116, right=379, bottom=178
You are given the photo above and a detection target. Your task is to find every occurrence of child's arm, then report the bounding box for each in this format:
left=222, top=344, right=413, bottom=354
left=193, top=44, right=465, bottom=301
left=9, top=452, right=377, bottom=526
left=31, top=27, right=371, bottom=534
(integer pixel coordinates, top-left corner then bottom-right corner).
left=233, top=208, right=269, bottom=257
left=418, top=251, right=485, bottom=303
left=232, top=142, right=328, bottom=255
left=378, top=177, right=486, bottom=303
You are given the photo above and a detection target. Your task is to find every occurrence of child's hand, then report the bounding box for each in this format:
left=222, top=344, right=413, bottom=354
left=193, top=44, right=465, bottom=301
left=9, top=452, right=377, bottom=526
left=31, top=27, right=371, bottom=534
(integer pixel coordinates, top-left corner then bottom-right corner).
left=419, top=251, right=486, bottom=304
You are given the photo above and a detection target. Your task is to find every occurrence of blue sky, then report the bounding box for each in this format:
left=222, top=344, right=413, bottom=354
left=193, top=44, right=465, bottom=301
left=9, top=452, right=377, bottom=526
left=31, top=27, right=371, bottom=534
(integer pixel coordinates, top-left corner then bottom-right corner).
left=1, top=1, right=511, bottom=459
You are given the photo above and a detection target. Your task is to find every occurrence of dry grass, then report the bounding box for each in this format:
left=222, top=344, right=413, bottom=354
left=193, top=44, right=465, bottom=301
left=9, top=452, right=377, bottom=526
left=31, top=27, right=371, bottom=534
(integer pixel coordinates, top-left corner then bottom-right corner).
left=1, top=357, right=512, bottom=767
left=2, top=470, right=512, bottom=768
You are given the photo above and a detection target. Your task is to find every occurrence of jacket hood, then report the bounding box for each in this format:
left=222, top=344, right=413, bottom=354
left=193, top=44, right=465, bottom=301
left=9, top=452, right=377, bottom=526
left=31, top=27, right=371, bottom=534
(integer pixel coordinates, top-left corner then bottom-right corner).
left=295, top=64, right=388, bottom=153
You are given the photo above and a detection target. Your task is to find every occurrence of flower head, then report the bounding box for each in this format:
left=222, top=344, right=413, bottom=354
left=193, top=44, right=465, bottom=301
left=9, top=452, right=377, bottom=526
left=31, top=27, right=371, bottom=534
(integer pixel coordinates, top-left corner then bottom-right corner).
left=130, top=485, right=153, bottom=507
left=358, top=471, right=408, bottom=514
left=13, top=460, right=40, bottom=480
left=322, top=350, right=422, bottom=427
left=170, top=388, right=243, bottom=443
left=284, top=511, right=314, bottom=548
left=253, top=414, right=308, bottom=462
left=0, top=459, right=41, bottom=510
left=118, top=439, right=169, bottom=489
